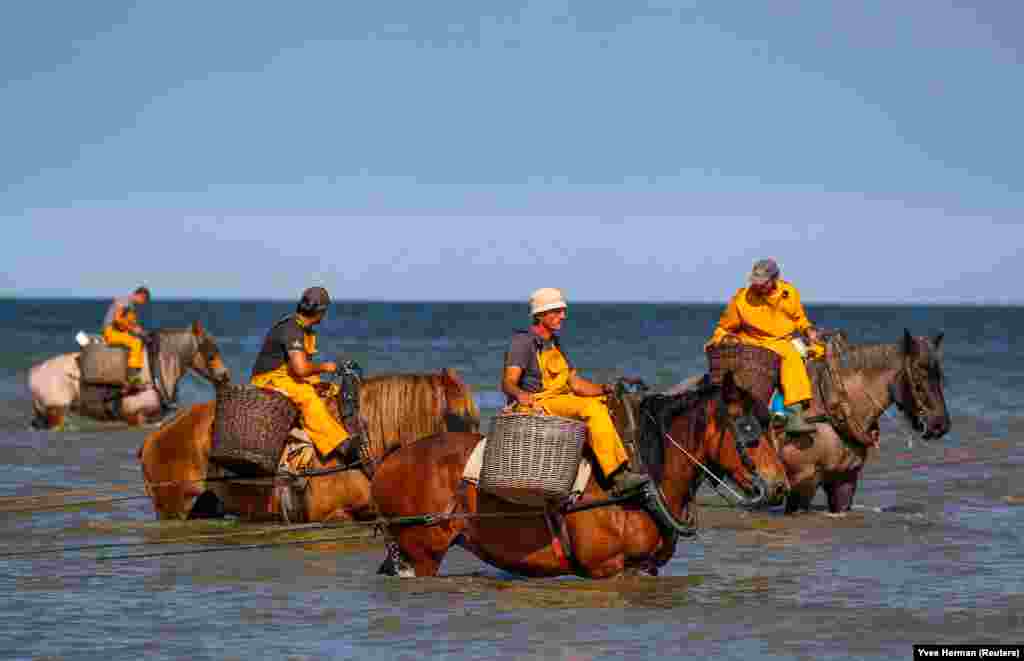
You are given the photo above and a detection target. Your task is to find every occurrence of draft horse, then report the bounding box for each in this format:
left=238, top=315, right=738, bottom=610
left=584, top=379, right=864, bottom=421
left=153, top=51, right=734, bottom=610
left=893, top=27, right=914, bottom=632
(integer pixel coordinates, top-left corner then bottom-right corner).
left=780, top=330, right=951, bottom=514
left=138, top=368, right=479, bottom=521
left=28, top=321, right=229, bottom=430
left=372, top=371, right=789, bottom=579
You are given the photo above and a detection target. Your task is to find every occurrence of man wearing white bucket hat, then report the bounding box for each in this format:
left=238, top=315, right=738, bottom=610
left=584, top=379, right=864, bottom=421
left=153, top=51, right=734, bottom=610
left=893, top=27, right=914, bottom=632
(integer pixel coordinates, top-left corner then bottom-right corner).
left=501, top=287, right=651, bottom=495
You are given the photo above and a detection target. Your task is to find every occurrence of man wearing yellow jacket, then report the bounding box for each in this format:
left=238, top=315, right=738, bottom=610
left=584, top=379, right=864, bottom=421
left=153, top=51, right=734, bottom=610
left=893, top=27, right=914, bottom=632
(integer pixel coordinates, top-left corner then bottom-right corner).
left=706, top=259, right=820, bottom=435
left=102, top=286, right=151, bottom=387
left=250, top=287, right=352, bottom=458
left=501, top=287, right=650, bottom=495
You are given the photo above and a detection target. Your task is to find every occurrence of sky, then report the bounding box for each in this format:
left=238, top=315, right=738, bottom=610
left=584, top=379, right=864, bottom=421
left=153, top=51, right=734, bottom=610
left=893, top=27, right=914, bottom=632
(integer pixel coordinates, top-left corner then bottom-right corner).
left=1, top=1, right=1021, bottom=303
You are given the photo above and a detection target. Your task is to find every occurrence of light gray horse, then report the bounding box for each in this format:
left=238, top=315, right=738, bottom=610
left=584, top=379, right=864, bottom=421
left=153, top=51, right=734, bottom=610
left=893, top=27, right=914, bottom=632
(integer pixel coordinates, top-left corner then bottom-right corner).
left=28, top=321, right=230, bottom=430
left=670, top=330, right=951, bottom=515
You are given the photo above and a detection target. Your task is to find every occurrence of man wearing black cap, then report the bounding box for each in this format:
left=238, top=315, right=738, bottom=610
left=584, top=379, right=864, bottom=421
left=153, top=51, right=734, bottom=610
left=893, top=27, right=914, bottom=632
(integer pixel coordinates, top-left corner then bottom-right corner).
left=250, top=287, right=351, bottom=458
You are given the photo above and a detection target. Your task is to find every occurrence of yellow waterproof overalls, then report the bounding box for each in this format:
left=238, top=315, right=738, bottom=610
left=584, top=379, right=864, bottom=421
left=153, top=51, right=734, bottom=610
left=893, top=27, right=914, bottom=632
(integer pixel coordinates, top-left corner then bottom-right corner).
left=103, top=307, right=145, bottom=371
left=706, top=279, right=822, bottom=406
left=518, top=343, right=629, bottom=479
left=250, top=319, right=350, bottom=457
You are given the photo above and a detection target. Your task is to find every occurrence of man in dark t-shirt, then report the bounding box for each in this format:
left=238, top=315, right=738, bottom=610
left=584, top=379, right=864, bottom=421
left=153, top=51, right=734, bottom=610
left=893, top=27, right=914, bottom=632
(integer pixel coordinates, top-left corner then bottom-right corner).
left=250, top=287, right=351, bottom=458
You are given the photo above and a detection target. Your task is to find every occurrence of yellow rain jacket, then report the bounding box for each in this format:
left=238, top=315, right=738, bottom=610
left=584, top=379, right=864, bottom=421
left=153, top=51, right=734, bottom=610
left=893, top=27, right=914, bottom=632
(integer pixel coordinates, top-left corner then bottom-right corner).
left=515, top=340, right=629, bottom=479
left=706, top=280, right=821, bottom=406
left=250, top=317, right=350, bottom=457
left=103, top=306, right=145, bottom=371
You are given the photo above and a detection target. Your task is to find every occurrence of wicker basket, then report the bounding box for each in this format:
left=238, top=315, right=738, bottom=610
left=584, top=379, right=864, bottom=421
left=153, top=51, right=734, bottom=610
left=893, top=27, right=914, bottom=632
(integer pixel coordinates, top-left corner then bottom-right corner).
left=211, top=385, right=298, bottom=476
left=479, top=413, right=587, bottom=506
left=706, top=341, right=780, bottom=407
left=78, top=344, right=129, bottom=385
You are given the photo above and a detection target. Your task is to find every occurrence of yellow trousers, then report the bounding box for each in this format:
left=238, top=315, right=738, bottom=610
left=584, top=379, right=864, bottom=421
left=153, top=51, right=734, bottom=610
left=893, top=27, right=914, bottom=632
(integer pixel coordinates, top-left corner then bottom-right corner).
left=103, top=326, right=145, bottom=370
left=534, top=394, right=629, bottom=479
left=250, top=372, right=350, bottom=456
left=757, top=338, right=812, bottom=406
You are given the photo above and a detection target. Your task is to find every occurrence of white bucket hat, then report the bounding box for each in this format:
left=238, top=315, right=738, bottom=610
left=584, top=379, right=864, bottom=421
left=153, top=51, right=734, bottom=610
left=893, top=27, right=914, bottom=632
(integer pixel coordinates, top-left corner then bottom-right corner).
left=529, top=287, right=568, bottom=316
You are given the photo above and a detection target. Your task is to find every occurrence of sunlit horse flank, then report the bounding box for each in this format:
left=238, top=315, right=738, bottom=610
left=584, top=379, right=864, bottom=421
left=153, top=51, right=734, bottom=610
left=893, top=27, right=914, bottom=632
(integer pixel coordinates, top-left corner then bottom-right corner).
left=779, top=330, right=951, bottom=514
left=138, top=368, right=479, bottom=522
left=27, top=321, right=229, bottom=430
left=372, top=371, right=789, bottom=579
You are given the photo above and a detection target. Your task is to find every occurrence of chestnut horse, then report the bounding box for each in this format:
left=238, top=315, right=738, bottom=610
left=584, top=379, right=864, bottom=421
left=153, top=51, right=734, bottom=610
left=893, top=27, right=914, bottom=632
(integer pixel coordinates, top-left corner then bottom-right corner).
left=372, top=372, right=789, bottom=579
left=28, top=321, right=229, bottom=429
left=138, top=368, right=479, bottom=521
left=779, top=330, right=951, bottom=514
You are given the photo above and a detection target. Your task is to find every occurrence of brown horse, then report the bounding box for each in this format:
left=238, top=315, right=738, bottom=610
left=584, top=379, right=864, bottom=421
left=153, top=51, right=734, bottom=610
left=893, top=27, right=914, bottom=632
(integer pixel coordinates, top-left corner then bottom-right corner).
left=780, top=330, right=951, bottom=514
left=372, top=372, right=789, bottom=579
left=138, top=368, right=479, bottom=521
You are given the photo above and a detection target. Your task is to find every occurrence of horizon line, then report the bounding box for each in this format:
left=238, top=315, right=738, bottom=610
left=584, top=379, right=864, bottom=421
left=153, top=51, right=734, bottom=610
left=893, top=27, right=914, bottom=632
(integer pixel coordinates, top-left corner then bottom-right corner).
left=0, top=295, right=1021, bottom=307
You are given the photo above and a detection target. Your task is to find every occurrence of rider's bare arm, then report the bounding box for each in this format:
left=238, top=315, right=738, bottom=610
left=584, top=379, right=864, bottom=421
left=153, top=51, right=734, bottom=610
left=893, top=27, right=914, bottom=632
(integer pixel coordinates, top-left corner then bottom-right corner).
left=502, top=366, right=535, bottom=407
left=287, top=350, right=336, bottom=380
left=568, top=372, right=611, bottom=397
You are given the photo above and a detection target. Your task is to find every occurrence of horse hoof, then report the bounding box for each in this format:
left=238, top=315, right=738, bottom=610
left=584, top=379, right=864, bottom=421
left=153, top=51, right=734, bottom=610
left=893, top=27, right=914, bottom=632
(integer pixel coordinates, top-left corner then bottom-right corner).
left=377, top=542, right=415, bottom=578
left=187, top=491, right=225, bottom=519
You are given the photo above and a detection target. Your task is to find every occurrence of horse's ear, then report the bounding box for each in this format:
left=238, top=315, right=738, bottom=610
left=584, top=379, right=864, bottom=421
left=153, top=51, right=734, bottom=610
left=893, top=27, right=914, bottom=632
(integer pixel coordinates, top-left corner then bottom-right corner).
left=933, top=332, right=944, bottom=350
left=192, top=320, right=204, bottom=336
left=903, top=328, right=915, bottom=354
left=721, top=370, right=740, bottom=401
left=441, top=367, right=465, bottom=389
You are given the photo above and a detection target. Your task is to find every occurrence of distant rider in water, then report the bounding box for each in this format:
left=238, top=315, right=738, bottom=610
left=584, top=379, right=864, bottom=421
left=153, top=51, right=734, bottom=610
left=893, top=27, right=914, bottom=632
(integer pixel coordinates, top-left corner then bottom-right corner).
left=102, top=286, right=151, bottom=388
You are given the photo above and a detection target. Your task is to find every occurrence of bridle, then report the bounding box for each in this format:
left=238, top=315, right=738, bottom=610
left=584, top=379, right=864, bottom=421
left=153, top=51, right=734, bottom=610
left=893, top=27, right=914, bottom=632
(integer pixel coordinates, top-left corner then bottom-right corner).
left=890, top=348, right=943, bottom=430
left=191, top=333, right=229, bottom=386
left=650, top=389, right=770, bottom=508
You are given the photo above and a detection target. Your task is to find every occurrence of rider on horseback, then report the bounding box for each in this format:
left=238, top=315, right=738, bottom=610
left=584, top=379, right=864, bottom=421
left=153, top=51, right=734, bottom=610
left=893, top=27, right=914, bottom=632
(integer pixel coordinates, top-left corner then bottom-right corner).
left=501, top=287, right=651, bottom=495
left=102, top=286, right=151, bottom=388
left=705, top=259, right=821, bottom=435
left=250, top=287, right=354, bottom=460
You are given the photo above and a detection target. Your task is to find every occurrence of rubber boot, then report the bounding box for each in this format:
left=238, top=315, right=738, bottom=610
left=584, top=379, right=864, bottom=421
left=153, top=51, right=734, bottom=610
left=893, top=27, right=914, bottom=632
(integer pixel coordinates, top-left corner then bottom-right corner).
left=784, top=402, right=818, bottom=435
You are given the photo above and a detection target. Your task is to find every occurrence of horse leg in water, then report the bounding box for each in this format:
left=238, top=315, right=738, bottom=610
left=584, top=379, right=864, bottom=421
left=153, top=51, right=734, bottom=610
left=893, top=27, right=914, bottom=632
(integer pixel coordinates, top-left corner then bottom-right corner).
left=823, top=469, right=861, bottom=514
left=785, top=479, right=818, bottom=514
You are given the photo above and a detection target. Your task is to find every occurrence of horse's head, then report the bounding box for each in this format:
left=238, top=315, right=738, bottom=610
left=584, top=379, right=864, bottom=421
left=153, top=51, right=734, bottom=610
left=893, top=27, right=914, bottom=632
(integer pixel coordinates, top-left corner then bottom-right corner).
left=188, top=321, right=231, bottom=386
left=440, top=367, right=480, bottom=433
left=895, top=329, right=951, bottom=440
left=706, top=371, right=789, bottom=507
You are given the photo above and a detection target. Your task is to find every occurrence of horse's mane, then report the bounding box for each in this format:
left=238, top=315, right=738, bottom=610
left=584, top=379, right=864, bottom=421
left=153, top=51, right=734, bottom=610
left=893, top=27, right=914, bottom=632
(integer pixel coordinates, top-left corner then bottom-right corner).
left=636, top=381, right=719, bottom=484
left=831, top=343, right=903, bottom=372
left=360, top=371, right=478, bottom=459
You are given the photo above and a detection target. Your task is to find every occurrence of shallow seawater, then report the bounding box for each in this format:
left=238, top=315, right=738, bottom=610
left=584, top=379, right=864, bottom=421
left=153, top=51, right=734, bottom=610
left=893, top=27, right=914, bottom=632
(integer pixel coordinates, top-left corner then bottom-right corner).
left=1, top=301, right=1022, bottom=659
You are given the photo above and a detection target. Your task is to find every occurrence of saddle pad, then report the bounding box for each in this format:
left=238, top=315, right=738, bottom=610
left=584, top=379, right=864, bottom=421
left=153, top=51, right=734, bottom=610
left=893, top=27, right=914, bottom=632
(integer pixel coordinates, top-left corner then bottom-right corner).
left=463, top=437, right=593, bottom=506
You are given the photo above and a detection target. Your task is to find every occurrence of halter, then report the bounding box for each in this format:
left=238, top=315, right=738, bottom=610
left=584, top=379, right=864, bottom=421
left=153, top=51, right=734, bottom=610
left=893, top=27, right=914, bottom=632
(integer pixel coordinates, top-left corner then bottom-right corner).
left=889, top=344, right=944, bottom=430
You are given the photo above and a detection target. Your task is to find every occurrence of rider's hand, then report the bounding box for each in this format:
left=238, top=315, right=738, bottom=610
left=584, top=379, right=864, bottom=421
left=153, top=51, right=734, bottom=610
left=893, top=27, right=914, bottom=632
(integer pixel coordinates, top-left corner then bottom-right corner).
left=516, top=392, right=535, bottom=407
left=320, top=361, right=339, bottom=374
left=806, top=328, right=820, bottom=343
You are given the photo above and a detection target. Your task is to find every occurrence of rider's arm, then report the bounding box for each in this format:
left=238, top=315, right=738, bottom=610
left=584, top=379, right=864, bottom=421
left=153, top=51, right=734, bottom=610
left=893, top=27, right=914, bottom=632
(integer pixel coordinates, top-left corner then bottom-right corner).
left=286, top=350, right=336, bottom=380
left=707, top=290, right=742, bottom=347
left=568, top=371, right=611, bottom=397
left=782, top=284, right=814, bottom=336
left=112, top=305, right=140, bottom=333
left=502, top=366, right=535, bottom=406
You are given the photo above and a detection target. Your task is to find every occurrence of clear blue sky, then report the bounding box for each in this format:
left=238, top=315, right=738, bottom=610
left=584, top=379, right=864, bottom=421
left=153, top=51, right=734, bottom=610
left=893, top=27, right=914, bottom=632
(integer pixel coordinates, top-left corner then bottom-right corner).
left=2, top=1, right=1021, bottom=303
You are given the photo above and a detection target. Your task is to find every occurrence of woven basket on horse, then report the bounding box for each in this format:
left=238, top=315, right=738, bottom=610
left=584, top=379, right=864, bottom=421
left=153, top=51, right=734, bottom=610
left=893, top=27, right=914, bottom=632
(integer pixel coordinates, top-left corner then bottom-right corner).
left=210, top=385, right=299, bottom=476
left=706, top=340, right=780, bottom=408
left=78, top=343, right=130, bottom=386
left=479, top=413, right=587, bottom=506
